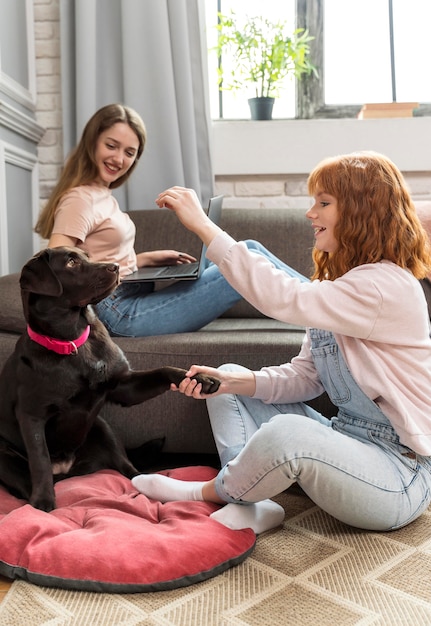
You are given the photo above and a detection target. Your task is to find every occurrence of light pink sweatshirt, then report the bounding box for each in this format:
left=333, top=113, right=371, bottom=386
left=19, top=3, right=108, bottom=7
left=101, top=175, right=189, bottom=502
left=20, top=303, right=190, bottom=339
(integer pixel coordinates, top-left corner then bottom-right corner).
left=207, top=231, right=431, bottom=455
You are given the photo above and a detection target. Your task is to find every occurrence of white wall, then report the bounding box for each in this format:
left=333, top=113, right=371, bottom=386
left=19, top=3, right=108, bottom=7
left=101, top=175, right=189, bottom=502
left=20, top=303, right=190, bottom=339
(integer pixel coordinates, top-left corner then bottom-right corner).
left=212, top=118, right=431, bottom=208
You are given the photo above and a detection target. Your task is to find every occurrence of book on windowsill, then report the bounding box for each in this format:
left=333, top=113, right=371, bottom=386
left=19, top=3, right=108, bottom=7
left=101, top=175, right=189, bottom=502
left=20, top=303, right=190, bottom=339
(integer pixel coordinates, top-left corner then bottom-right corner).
left=358, top=102, right=419, bottom=119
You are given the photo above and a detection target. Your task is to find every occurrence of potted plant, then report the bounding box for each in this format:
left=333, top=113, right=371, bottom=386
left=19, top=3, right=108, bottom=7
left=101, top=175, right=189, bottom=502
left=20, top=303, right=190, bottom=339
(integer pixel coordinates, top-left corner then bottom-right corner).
left=215, top=12, right=317, bottom=120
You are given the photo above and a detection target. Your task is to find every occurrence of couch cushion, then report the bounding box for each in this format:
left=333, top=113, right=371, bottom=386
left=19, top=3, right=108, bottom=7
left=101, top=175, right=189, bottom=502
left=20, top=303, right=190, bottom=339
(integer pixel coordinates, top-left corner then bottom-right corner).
left=0, top=467, right=256, bottom=593
left=0, top=273, right=25, bottom=333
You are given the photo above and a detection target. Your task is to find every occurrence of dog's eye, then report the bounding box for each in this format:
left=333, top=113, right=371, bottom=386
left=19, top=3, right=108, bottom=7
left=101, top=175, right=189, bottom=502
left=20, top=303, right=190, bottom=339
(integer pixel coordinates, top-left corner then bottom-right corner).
left=66, top=258, right=79, bottom=268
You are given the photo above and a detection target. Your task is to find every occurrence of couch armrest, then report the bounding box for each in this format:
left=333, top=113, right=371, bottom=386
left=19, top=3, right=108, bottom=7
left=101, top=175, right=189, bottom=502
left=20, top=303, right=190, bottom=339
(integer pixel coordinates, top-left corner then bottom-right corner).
left=0, top=273, right=25, bottom=333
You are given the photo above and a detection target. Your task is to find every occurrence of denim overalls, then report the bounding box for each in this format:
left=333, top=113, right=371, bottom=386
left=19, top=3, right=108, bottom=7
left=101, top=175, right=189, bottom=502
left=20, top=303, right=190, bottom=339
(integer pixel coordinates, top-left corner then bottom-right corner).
left=209, top=329, right=431, bottom=530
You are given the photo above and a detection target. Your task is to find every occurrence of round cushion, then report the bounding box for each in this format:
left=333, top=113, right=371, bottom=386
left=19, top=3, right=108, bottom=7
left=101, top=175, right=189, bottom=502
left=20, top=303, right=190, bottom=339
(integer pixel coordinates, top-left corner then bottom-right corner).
left=0, top=467, right=256, bottom=592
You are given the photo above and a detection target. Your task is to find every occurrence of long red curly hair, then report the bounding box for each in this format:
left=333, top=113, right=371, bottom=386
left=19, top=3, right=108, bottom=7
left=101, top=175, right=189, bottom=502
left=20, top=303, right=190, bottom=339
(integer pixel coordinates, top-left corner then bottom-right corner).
left=307, top=151, right=431, bottom=281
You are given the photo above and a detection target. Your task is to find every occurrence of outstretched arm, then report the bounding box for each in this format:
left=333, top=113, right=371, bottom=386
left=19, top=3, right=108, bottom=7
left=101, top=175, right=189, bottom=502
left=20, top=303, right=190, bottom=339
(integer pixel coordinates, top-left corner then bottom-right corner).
left=156, top=187, right=221, bottom=247
left=107, top=366, right=220, bottom=406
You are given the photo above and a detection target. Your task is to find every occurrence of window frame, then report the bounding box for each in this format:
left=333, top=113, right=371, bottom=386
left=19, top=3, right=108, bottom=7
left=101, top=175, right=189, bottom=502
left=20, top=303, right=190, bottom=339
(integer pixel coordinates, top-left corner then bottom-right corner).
left=211, top=0, right=431, bottom=119
left=295, top=0, right=431, bottom=118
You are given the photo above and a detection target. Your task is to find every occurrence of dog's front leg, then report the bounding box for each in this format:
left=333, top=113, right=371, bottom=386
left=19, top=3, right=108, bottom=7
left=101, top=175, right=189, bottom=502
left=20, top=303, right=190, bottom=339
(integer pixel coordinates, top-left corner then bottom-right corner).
left=108, top=366, right=220, bottom=406
left=17, top=412, right=56, bottom=512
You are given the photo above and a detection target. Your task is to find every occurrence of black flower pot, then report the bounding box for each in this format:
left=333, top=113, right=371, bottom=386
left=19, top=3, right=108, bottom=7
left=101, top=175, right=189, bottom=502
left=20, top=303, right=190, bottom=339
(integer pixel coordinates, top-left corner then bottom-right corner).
left=248, top=97, right=275, bottom=120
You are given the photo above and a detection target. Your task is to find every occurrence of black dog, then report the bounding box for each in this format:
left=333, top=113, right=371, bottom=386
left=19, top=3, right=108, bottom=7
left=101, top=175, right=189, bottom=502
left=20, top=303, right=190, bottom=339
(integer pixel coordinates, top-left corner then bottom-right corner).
left=0, top=247, right=219, bottom=512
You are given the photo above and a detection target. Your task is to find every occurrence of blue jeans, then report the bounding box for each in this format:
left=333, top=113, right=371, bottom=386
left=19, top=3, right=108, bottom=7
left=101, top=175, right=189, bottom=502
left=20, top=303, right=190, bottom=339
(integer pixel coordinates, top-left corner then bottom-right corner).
left=95, top=240, right=308, bottom=336
left=207, top=330, right=431, bottom=531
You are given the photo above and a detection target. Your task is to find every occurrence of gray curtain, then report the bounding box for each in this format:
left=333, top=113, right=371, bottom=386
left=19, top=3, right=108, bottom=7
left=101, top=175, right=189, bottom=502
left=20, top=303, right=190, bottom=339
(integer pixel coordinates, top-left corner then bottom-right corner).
left=59, top=0, right=214, bottom=210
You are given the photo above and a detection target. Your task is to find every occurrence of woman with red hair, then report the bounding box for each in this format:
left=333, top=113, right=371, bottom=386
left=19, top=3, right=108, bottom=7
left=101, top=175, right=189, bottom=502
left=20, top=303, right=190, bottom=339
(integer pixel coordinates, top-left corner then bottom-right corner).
left=133, top=152, right=431, bottom=535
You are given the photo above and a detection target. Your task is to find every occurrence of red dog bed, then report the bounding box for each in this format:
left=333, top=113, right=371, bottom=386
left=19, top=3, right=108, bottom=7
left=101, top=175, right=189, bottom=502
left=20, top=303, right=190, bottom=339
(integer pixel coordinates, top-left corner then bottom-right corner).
left=0, top=467, right=256, bottom=592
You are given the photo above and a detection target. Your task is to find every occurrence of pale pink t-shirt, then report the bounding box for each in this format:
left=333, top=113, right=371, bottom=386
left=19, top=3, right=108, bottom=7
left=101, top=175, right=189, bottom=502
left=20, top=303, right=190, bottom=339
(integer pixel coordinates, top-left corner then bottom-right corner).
left=52, top=184, right=137, bottom=277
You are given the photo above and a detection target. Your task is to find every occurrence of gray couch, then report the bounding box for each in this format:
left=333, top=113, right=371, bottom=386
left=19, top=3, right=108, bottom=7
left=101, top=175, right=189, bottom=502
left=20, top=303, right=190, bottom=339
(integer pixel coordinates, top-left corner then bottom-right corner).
left=0, top=208, right=338, bottom=457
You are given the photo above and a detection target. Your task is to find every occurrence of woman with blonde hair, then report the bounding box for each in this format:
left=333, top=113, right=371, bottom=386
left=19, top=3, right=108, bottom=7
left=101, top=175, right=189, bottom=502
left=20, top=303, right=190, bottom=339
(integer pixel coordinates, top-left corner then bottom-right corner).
left=35, top=103, right=306, bottom=337
left=133, top=151, right=431, bottom=535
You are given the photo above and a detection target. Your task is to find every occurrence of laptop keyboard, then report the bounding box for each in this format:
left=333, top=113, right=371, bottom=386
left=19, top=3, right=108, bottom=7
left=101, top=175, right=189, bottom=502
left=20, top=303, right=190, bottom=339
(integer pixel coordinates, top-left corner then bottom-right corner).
left=157, top=263, right=199, bottom=277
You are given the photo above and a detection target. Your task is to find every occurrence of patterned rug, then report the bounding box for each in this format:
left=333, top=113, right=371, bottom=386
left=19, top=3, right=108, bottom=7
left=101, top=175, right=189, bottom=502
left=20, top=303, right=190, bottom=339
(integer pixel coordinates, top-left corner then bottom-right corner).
left=1, top=485, right=431, bottom=626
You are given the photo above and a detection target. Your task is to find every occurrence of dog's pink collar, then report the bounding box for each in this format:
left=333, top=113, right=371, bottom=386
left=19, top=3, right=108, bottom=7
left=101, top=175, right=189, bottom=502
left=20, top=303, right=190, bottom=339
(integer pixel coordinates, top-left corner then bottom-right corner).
left=26, top=325, right=90, bottom=355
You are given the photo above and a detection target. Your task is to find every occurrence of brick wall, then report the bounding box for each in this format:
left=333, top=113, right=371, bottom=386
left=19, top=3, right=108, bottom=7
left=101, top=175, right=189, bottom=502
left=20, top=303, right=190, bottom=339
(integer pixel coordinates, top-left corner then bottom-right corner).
left=214, top=171, right=431, bottom=210
left=33, top=0, right=62, bottom=206
left=215, top=174, right=312, bottom=209
left=32, top=0, right=431, bottom=211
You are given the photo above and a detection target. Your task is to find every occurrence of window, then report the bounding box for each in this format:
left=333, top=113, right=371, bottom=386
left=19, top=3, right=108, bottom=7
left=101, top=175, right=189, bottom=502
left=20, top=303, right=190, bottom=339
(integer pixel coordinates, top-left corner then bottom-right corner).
left=206, top=0, right=431, bottom=119
left=205, top=0, right=296, bottom=119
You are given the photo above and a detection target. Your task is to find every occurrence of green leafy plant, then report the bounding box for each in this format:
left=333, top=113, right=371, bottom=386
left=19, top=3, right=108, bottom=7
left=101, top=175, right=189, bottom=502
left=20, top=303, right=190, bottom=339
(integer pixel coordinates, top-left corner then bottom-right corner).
left=215, top=12, right=318, bottom=98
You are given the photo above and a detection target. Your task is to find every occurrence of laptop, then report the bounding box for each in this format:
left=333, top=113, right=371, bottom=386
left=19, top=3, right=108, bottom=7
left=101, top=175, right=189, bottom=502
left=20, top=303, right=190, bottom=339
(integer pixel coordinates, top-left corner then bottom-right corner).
left=121, top=195, right=223, bottom=282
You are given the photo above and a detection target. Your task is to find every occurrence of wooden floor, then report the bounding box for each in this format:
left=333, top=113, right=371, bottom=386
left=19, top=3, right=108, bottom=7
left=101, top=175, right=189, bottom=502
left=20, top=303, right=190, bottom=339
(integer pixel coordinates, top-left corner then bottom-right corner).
left=0, top=575, right=12, bottom=603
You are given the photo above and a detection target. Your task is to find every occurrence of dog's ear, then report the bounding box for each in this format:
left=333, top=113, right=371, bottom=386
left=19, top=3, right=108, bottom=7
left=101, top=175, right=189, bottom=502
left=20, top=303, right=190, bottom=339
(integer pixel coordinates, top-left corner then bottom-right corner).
left=20, top=250, right=63, bottom=296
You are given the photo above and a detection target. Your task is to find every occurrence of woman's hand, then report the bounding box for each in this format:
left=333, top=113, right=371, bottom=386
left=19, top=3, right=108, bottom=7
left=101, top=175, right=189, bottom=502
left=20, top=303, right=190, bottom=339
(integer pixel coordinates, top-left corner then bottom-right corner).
left=170, top=365, right=226, bottom=399
left=136, top=250, right=196, bottom=267
left=170, top=364, right=257, bottom=399
left=156, top=186, right=221, bottom=247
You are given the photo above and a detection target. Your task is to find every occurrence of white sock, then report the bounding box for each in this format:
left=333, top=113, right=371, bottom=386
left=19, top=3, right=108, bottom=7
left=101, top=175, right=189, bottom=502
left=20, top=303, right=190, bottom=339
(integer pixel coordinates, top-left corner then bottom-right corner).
left=131, top=474, right=204, bottom=502
left=132, top=475, right=285, bottom=533
left=210, top=500, right=285, bottom=534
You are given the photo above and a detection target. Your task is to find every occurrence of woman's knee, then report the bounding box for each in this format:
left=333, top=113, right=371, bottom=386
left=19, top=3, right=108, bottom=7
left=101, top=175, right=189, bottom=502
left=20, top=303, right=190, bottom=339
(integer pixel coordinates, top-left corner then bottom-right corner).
left=206, top=364, right=248, bottom=415
left=257, top=413, right=326, bottom=458
left=246, top=414, right=296, bottom=459
left=244, top=239, right=267, bottom=253
left=217, top=363, right=250, bottom=374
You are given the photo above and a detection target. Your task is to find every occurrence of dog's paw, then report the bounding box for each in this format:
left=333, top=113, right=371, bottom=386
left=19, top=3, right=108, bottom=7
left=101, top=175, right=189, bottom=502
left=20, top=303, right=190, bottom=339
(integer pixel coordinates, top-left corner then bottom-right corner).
left=30, top=494, right=56, bottom=512
left=190, top=373, right=220, bottom=394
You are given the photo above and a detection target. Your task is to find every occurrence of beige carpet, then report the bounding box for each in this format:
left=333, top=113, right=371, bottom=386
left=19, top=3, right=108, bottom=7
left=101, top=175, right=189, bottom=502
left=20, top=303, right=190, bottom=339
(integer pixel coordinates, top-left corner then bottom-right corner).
left=1, top=485, right=431, bottom=625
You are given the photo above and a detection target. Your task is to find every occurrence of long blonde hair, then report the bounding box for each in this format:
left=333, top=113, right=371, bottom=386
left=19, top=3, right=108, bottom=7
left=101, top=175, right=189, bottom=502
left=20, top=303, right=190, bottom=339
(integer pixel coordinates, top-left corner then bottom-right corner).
left=308, top=151, right=431, bottom=281
left=35, top=103, right=147, bottom=239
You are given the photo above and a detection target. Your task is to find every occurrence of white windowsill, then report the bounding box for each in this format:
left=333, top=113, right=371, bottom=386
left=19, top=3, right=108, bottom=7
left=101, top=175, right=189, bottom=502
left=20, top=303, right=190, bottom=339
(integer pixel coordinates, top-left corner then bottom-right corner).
left=211, top=117, right=431, bottom=175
